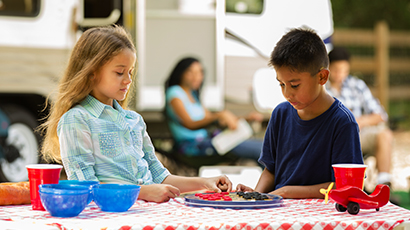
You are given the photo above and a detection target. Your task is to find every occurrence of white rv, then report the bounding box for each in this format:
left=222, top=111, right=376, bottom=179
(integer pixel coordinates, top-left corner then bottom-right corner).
left=0, top=0, right=333, bottom=181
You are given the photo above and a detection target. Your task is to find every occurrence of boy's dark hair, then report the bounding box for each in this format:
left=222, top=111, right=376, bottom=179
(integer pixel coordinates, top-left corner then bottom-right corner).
left=328, top=46, right=350, bottom=63
left=269, top=28, right=329, bottom=76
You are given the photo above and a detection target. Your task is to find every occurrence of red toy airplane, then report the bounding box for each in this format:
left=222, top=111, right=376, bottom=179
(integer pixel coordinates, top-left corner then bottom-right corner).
left=321, top=183, right=390, bottom=215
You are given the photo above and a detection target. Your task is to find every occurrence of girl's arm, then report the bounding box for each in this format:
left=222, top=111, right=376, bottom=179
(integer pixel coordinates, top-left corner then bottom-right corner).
left=138, top=184, right=181, bottom=203
left=58, top=112, right=97, bottom=181
left=162, top=174, right=232, bottom=194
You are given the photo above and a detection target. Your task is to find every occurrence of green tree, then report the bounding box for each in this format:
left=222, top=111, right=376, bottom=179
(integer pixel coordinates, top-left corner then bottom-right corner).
left=332, top=0, right=410, bottom=30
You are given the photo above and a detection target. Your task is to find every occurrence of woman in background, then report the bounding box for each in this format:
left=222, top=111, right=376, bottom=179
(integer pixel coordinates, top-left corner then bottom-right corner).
left=164, top=57, right=263, bottom=164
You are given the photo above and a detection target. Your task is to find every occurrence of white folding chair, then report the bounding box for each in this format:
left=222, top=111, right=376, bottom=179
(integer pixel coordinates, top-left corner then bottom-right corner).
left=199, top=166, right=262, bottom=189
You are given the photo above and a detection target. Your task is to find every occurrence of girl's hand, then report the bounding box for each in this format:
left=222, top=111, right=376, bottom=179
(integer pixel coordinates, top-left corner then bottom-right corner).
left=236, top=183, right=254, bottom=192
left=138, top=184, right=180, bottom=203
left=203, top=175, right=232, bottom=193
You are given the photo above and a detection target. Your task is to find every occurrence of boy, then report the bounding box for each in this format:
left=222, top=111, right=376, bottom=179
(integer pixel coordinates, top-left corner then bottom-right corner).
left=237, top=28, right=363, bottom=198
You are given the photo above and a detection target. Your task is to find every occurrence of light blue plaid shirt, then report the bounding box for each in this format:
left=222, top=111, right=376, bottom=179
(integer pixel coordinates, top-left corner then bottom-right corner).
left=58, top=95, right=170, bottom=185
left=326, top=75, right=388, bottom=121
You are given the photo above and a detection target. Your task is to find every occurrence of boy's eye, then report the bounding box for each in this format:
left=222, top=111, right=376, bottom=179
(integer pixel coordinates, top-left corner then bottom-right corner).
left=291, top=84, right=299, bottom=88
left=279, top=83, right=285, bottom=87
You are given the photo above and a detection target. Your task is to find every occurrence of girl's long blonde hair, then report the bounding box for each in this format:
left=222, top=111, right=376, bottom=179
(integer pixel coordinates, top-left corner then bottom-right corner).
left=40, top=25, right=137, bottom=163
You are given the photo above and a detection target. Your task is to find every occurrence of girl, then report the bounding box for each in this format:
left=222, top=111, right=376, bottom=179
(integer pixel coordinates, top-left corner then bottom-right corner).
left=164, top=57, right=263, bottom=162
left=40, top=26, right=231, bottom=203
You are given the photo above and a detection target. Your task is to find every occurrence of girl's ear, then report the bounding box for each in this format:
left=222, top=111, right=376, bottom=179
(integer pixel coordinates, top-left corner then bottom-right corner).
left=318, top=69, right=330, bottom=85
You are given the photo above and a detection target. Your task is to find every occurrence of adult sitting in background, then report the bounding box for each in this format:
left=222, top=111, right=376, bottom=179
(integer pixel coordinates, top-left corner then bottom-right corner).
left=164, top=57, right=263, bottom=165
left=326, top=47, right=394, bottom=187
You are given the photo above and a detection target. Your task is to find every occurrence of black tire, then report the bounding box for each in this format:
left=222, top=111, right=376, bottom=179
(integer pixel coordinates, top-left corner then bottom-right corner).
left=335, top=203, right=347, bottom=212
left=0, top=104, right=41, bottom=182
left=347, top=202, right=360, bottom=215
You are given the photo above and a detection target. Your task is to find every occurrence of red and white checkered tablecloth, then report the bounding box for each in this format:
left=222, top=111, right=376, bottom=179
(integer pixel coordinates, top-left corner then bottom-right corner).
left=0, top=199, right=409, bottom=230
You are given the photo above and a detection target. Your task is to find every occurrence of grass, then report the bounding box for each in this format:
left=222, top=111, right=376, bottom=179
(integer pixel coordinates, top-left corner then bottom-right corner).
left=389, top=99, right=410, bottom=131
left=392, top=191, right=410, bottom=210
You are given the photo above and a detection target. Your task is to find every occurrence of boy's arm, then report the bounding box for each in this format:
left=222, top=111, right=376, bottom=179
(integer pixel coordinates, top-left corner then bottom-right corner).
left=254, top=168, right=331, bottom=199
left=254, top=168, right=276, bottom=193
left=269, top=182, right=332, bottom=199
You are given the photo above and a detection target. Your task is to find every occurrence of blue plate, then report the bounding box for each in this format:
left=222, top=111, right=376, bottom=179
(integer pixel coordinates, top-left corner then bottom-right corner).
left=184, top=192, right=283, bottom=209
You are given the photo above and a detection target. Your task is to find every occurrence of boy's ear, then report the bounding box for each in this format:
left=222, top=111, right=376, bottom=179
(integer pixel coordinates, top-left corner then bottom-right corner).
left=318, top=69, right=330, bottom=85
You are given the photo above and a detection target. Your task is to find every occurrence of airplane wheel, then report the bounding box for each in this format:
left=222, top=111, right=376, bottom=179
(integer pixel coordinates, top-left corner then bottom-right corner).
left=335, top=203, right=347, bottom=212
left=347, top=202, right=360, bottom=215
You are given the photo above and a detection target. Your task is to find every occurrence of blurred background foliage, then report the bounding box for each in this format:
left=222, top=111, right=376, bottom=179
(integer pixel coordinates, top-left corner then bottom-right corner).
left=226, top=0, right=410, bottom=30
left=332, top=0, right=410, bottom=130
left=332, top=0, right=410, bottom=30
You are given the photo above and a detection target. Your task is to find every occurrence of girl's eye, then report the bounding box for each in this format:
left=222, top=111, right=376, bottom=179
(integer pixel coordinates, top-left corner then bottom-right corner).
left=116, top=72, right=124, bottom=76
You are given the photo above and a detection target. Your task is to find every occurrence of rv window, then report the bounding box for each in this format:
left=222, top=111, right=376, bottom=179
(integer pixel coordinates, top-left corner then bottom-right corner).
left=226, top=0, right=263, bottom=14
left=84, top=0, right=120, bottom=18
left=83, top=0, right=122, bottom=25
left=0, top=0, right=40, bottom=17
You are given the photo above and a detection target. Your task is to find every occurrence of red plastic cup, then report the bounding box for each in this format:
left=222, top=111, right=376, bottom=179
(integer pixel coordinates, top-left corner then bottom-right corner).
left=26, top=164, right=63, bottom=210
left=332, top=164, right=367, bottom=190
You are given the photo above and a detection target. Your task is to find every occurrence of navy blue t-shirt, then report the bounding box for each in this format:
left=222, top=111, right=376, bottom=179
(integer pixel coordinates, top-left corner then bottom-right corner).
left=259, top=98, right=363, bottom=190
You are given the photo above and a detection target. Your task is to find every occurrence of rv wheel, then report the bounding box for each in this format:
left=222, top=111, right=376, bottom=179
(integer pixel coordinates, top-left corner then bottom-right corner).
left=0, top=104, right=40, bottom=182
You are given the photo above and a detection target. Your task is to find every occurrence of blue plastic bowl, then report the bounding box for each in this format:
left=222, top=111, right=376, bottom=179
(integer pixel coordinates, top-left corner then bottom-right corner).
left=59, top=180, right=99, bottom=204
left=39, top=184, right=89, bottom=217
left=92, top=184, right=140, bottom=212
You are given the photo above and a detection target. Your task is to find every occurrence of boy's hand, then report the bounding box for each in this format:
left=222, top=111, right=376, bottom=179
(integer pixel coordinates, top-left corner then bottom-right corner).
left=236, top=183, right=254, bottom=192
left=203, top=175, right=232, bottom=193
left=138, top=184, right=180, bottom=203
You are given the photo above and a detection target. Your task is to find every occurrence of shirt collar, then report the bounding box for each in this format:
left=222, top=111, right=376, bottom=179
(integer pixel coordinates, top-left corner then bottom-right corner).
left=81, top=95, right=127, bottom=118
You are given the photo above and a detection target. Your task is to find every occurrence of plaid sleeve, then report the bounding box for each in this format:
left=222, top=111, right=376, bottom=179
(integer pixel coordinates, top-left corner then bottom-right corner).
left=58, top=109, right=98, bottom=181
left=140, top=119, right=170, bottom=184
left=356, top=79, right=388, bottom=121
